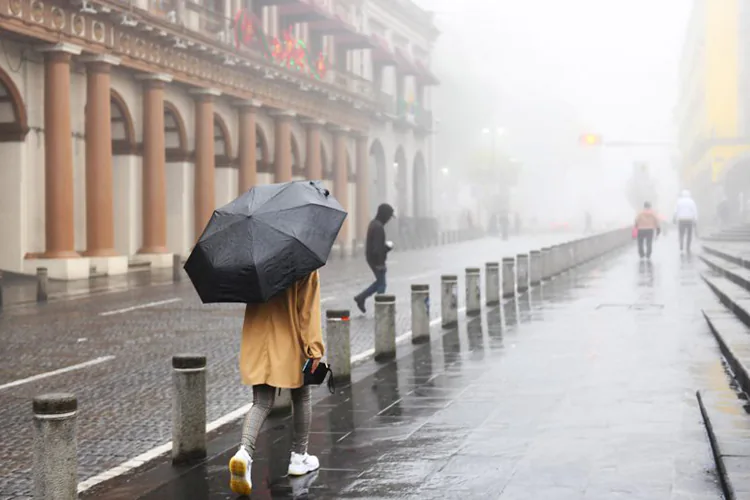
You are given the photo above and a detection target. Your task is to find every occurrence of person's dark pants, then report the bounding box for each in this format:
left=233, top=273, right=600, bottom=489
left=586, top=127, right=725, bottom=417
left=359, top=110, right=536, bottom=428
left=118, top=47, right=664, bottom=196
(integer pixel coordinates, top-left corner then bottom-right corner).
left=678, top=220, right=694, bottom=251
left=355, top=268, right=387, bottom=303
left=637, top=229, right=654, bottom=258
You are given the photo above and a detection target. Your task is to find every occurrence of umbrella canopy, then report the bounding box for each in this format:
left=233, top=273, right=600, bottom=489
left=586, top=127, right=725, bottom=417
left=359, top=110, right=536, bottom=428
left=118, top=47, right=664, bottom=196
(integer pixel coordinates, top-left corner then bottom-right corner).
left=184, top=181, right=346, bottom=304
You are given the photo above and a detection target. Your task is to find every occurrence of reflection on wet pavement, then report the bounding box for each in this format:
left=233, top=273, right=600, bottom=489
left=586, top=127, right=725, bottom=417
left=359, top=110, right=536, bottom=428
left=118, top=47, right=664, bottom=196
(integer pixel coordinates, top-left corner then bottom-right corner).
left=105, top=247, right=726, bottom=499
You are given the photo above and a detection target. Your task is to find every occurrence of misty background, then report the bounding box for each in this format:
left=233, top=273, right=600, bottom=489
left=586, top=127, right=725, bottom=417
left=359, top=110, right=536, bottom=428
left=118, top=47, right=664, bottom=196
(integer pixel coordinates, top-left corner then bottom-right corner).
left=419, top=0, right=690, bottom=229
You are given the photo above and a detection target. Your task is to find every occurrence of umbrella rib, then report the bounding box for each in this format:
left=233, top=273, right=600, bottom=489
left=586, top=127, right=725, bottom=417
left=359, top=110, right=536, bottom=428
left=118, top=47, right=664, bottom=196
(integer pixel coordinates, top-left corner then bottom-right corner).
left=253, top=203, right=346, bottom=218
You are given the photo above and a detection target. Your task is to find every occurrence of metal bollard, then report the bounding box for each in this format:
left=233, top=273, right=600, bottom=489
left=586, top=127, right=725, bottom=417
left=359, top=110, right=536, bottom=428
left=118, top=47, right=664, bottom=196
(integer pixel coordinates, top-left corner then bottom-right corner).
left=530, top=251, right=542, bottom=286
left=172, top=354, right=207, bottom=464
left=173, top=254, right=182, bottom=283
left=37, top=267, right=48, bottom=303
left=465, top=267, right=481, bottom=315
left=516, top=254, right=529, bottom=294
left=326, top=310, right=351, bottom=382
left=485, top=262, right=500, bottom=305
left=33, top=393, right=77, bottom=500
left=502, top=258, right=516, bottom=299
left=411, top=284, right=430, bottom=344
left=374, top=294, right=396, bottom=361
left=441, top=275, right=459, bottom=327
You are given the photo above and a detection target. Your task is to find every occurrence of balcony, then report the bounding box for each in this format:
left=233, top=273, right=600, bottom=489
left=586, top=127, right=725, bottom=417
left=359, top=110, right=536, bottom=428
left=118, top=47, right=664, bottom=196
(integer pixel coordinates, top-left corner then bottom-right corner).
left=395, top=100, right=433, bottom=131
left=376, top=91, right=397, bottom=116
left=326, top=70, right=373, bottom=99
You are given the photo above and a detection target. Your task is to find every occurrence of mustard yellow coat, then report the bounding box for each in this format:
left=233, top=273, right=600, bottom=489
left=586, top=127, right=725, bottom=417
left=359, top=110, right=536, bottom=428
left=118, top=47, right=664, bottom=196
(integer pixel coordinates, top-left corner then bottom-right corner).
left=239, top=271, right=325, bottom=389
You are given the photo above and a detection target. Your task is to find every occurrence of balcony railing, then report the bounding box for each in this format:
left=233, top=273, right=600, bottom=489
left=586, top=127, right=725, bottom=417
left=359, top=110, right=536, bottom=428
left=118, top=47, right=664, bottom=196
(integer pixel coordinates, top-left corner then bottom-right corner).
left=376, top=91, right=397, bottom=116
left=395, top=99, right=433, bottom=130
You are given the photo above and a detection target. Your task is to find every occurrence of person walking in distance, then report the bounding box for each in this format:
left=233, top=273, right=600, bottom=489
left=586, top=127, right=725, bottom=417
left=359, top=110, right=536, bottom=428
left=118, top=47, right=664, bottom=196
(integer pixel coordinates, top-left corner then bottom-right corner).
left=674, top=190, right=698, bottom=253
left=354, top=203, right=395, bottom=313
left=228, top=272, right=324, bottom=496
left=634, top=202, right=661, bottom=259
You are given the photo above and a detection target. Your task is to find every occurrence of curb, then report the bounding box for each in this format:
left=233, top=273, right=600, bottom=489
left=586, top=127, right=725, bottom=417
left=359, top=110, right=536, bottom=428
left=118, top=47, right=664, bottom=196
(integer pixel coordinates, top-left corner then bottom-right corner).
left=696, top=390, right=735, bottom=500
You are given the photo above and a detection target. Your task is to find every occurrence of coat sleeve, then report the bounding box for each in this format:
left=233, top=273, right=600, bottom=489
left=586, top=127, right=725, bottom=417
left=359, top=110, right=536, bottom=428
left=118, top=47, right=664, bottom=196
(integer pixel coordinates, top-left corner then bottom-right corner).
left=297, top=271, right=324, bottom=359
left=371, top=224, right=387, bottom=267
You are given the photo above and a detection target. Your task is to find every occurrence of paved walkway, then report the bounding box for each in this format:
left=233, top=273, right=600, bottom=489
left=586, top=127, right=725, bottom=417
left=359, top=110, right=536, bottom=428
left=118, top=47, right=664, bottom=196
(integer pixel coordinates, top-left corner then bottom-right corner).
left=0, top=234, right=575, bottom=499
left=91, top=238, right=727, bottom=499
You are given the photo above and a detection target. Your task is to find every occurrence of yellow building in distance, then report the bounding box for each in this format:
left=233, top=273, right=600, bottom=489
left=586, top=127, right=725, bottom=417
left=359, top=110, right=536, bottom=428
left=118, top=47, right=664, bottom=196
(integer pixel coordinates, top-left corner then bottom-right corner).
left=677, top=0, right=750, bottom=217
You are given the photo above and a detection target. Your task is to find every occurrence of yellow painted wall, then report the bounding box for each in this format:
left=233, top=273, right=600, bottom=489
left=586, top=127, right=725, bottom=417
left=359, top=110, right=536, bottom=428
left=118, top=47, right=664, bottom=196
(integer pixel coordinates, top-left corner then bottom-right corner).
left=705, top=0, right=739, bottom=139
left=683, top=0, right=744, bottom=184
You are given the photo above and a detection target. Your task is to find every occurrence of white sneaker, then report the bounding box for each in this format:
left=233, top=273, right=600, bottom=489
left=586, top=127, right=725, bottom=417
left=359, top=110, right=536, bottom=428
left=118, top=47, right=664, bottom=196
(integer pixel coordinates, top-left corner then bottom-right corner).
left=229, top=446, right=252, bottom=496
left=287, top=451, right=320, bottom=476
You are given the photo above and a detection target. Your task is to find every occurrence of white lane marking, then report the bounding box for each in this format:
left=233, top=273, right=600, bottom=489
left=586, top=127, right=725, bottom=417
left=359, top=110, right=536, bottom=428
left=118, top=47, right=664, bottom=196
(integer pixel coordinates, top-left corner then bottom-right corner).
left=320, top=296, right=335, bottom=304
left=0, top=356, right=115, bottom=391
left=99, top=298, right=182, bottom=317
left=404, top=272, right=434, bottom=281
left=77, top=306, right=470, bottom=492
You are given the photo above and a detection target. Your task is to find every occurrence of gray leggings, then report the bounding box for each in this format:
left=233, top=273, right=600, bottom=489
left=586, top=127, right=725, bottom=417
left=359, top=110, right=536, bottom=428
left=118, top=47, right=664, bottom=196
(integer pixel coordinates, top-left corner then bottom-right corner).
left=241, top=384, right=311, bottom=456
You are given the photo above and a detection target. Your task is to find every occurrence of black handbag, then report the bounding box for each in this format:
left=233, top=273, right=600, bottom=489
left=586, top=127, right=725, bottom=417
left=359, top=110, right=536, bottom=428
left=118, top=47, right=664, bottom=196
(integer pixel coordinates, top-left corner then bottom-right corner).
left=303, top=361, right=335, bottom=394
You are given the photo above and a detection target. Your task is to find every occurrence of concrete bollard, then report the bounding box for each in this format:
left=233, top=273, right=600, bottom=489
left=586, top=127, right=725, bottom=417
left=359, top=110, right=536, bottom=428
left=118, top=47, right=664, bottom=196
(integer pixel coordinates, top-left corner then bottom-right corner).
left=374, top=295, right=396, bottom=361
left=326, top=310, right=351, bottom=382
left=465, top=267, right=481, bottom=315
left=173, top=254, right=182, bottom=283
left=36, top=267, right=48, bottom=303
left=485, top=262, right=500, bottom=305
left=541, top=247, right=551, bottom=281
left=172, top=354, right=207, bottom=464
left=502, top=258, right=516, bottom=299
left=33, top=393, right=77, bottom=500
left=441, top=275, right=459, bottom=327
left=530, top=251, right=542, bottom=286
left=516, top=254, right=530, bottom=294
left=411, top=284, right=430, bottom=344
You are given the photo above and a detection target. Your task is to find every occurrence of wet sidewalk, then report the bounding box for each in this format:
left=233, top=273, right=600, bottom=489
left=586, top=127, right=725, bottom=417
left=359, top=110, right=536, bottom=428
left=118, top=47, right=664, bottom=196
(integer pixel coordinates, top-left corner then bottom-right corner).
left=91, top=244, right=725, bottom=499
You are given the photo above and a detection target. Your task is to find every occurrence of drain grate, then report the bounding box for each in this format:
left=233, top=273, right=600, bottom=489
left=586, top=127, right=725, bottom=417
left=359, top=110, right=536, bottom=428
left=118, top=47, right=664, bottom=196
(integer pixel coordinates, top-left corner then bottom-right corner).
left=596, top=303, right=665, bottom=310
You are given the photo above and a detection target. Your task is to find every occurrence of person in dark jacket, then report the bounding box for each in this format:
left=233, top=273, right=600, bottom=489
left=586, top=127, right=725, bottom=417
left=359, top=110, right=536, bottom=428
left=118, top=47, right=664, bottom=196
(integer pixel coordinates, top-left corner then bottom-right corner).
left=354, top=203, right=394, bottom=313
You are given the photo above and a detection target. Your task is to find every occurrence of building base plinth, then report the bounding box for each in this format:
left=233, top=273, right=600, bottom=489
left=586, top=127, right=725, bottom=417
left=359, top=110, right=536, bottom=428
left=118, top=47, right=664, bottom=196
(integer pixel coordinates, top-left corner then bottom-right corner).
left=132, top=253, right=174, bottom=269
left=89, top=256, right=129, bottom=276
left=23, top=257, right=91, bottom=281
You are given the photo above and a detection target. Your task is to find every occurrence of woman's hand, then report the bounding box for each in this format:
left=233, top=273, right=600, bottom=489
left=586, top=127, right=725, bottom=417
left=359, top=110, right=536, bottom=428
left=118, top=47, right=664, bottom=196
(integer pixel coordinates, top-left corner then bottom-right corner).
left=310, top=358, right=320, bottom=374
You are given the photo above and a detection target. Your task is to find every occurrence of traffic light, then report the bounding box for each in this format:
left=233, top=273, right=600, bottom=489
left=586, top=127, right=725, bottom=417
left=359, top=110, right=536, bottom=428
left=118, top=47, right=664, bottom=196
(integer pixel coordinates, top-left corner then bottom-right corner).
left=579, top=134, right=603, bottom=146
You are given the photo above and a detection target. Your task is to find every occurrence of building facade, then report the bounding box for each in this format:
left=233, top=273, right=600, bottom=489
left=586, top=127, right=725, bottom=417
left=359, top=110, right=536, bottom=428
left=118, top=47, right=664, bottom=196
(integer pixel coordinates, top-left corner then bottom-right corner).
left=0, top=0, right=439, bottom=279
left=676, top=0, right=750, bottom=219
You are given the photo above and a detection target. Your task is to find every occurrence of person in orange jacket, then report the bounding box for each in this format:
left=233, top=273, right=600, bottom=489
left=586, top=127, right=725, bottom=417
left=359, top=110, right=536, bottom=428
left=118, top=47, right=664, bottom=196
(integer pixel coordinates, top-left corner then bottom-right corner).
left=634, top=201, right=661, bottom=259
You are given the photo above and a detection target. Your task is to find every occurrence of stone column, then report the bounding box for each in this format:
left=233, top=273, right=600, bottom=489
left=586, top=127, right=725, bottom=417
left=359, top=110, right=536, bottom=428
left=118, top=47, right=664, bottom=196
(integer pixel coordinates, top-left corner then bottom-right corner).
left=332, top=127, right=350, bottom=250
left=40, top=44, right=82, bottom=259
left=237, top=100, right=261, bottom=194
left=272, top=110, right=295, bottom=183
left=355, top=133, right=369, bottom=244
left=83, top=55, right=120, bottom=258
left=303, top=119, right=324, bottom=180
left=137, top=74, right=172, bottom=254
left=192, top=89, right=220, bottom=239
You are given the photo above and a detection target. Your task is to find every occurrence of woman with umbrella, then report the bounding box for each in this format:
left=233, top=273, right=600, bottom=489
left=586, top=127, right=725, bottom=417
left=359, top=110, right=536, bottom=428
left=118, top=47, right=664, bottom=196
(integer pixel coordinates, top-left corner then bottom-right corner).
left=182, top=181, right=347, bottom=496
left=228, top=270, right=324, bottom=496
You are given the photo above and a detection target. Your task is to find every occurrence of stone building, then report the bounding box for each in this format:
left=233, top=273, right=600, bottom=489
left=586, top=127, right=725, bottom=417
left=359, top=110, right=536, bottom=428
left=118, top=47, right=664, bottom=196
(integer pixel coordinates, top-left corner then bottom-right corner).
left=0, top=0, right=439, bottom=279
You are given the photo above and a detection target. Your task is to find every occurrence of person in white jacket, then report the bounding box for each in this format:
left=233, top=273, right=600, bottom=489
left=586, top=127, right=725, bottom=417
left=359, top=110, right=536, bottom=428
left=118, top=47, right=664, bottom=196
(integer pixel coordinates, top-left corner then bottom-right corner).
left=674, top=190, right=698, bottom=252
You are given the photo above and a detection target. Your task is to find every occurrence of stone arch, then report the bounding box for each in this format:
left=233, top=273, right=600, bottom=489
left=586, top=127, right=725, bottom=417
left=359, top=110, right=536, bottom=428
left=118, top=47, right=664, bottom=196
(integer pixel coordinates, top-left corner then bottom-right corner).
left=291, top=132, right=303, bottom=177
left=369, top=139, right=386, bottom=213
left=322, top=142, right=333, bottom=180
left=256, top=123, right=271, bottom=173
left=394, top=145, right=408, bottom=216
left=164, top=100, right=188, bottom=161
left=0, top=67, right=28, bottom=142
left=214, top=112, right=233, bottom=166
left=110, top=89, right=136, bottom=155
left=413, top=151, right=428, bottom=217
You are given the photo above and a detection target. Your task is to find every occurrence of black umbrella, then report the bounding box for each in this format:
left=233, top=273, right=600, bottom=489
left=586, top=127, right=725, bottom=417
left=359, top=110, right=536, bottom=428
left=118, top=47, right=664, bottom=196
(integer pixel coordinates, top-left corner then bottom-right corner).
left=184, top=180, right=347, bottom=304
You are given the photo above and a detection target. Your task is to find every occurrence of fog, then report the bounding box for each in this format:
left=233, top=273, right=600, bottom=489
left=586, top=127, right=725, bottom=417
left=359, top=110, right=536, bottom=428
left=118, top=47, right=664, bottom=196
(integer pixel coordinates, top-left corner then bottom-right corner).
left=420, top=0, right=690, bottom=230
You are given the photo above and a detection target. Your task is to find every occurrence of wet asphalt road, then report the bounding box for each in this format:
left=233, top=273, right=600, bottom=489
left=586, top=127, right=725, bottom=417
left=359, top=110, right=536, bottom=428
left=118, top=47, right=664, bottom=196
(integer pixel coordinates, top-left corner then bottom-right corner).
left=91, top=236, right=727, bottom=499
left=0, top=234, right=576, bottom=499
